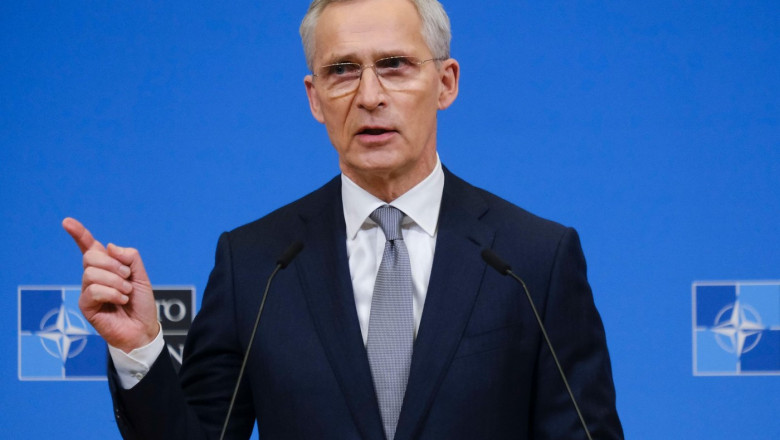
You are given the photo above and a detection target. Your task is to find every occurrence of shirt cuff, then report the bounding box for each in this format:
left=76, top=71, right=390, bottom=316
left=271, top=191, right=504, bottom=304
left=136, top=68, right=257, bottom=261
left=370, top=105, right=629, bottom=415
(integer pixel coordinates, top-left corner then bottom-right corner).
left=108, top=325, right=165, bottom=389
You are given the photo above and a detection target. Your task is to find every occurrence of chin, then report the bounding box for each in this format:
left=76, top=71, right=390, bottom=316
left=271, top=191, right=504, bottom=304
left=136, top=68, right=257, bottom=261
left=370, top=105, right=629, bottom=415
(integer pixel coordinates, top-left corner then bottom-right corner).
left=350, top=150, right=406, bottom=171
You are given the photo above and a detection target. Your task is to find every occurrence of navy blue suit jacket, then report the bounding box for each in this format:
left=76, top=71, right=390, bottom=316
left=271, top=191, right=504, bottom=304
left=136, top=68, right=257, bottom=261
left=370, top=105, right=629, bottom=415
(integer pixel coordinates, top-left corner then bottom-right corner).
left=110, top=169, right=623, bottom=439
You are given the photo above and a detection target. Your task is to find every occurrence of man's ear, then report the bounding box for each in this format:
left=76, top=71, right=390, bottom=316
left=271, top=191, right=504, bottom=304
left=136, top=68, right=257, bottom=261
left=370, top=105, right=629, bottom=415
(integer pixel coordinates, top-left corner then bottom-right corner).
left=304, top=75, right=325, bottom=123
left=437, top=58, right=460, bottom=110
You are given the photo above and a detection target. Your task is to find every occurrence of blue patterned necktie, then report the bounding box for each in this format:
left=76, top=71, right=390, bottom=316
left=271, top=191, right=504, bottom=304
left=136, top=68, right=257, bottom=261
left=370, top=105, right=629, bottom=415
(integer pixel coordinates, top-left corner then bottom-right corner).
left=366, top=205, right=414, bottom=440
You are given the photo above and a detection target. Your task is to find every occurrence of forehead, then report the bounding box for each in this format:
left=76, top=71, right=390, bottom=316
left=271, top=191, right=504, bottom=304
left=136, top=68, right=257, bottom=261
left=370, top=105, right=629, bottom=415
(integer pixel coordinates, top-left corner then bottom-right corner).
left=314, top=0, right=429, bottom=63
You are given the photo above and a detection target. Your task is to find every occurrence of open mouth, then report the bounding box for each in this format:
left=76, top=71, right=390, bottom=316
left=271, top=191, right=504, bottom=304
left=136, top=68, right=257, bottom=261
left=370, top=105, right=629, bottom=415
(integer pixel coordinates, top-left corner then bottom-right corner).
left=358, top=128, right=393, bottom=135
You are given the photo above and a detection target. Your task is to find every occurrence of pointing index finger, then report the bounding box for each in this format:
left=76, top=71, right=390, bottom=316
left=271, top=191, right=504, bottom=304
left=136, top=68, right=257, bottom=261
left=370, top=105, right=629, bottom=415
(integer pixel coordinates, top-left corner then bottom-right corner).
left=62, top=217, right=105, bottom=254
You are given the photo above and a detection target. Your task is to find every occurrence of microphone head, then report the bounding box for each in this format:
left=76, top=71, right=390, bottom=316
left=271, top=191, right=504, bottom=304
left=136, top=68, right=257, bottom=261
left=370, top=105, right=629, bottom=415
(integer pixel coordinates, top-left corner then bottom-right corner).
left=481, top=248, right=511, bottom=275
left=277, top=241, right=304, bottom=269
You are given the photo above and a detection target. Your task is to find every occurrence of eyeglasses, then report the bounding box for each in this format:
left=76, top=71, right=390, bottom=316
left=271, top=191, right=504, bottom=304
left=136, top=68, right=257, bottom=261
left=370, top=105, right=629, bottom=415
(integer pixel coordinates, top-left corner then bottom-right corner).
left=312, top=55, right=445, bottom=97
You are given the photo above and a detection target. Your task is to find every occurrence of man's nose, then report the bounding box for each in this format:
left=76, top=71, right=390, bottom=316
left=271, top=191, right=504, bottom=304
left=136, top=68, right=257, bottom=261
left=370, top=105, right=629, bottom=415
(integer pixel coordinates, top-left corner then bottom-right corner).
left=355, top=67, right=386, bottom=110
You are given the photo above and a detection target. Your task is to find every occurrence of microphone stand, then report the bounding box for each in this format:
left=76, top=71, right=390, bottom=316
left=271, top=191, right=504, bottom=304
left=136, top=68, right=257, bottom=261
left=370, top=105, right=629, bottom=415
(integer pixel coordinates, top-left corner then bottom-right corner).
left=481, top=248, right=593, bottom=440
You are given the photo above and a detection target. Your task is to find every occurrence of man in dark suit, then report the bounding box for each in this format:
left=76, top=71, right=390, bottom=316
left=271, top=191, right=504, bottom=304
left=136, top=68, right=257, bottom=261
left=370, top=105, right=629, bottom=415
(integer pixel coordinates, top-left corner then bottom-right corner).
left=64, top=0, right=623, bottom=438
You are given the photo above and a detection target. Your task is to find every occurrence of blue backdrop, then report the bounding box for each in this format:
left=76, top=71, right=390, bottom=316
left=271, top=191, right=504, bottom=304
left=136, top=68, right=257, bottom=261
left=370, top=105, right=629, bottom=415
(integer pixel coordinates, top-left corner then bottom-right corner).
left=2, top=1, right=778, bottom=438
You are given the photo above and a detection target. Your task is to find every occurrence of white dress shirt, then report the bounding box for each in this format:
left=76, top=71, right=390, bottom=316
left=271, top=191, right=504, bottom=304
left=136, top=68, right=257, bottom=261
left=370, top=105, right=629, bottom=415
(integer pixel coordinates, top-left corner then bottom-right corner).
left=111, top=157, right=444, bottom=388
left=342, top=158, right=443, bottom=343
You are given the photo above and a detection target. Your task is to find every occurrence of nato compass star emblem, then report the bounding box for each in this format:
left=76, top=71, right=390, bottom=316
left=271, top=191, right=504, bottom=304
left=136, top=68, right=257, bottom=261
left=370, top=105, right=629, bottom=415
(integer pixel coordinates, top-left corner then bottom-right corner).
left=36, top=304, right=92, bottom=362
left=693, top=281, right=780, bottom=376
left=710, top=300, right=765, bottom=356
left=18, top=287, right=106, bottom=380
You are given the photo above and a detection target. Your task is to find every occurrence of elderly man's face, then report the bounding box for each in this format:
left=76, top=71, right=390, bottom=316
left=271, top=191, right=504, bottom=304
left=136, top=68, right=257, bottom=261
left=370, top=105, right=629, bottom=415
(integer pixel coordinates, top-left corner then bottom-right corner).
left=304, top=0, right=458, bottom=191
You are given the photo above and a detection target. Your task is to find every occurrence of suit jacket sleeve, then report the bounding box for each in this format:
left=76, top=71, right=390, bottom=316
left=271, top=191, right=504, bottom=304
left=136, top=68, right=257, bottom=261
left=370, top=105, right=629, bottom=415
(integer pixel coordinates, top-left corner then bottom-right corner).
left=109, top=232, right=254, bottom=440
left=530, top=227, right=623, bottom=439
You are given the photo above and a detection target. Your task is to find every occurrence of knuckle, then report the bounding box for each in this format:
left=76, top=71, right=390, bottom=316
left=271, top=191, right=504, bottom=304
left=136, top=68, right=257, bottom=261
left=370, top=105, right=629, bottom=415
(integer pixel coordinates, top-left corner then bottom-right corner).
left=86, top=266, right=108, bottom=281
left=88, top=285, right=112, bottom=301
left=81, top=284, right=96, bottom=298
left=83, top=267, right=96, bottom=282
left=83, top=251, right=102, bottom=268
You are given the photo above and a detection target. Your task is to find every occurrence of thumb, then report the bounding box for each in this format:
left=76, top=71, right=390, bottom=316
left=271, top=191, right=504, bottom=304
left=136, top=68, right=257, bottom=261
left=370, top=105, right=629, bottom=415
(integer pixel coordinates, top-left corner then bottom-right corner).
left=107, top=243, right=150, bottom=284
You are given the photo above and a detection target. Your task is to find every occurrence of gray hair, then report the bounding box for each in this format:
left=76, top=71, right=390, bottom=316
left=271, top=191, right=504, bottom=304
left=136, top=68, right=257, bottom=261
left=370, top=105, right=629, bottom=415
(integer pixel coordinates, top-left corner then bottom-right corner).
left=299, top=0, right=451, bottom=70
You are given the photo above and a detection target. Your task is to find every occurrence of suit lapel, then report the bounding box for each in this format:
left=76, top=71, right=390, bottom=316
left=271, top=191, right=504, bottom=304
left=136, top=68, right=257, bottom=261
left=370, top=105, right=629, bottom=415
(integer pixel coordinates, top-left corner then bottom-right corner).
left=295, top=178, right=385, bottom=440
left=294, top=171, right=495, bottom=440
left=395, top=170, right=495, bottom=440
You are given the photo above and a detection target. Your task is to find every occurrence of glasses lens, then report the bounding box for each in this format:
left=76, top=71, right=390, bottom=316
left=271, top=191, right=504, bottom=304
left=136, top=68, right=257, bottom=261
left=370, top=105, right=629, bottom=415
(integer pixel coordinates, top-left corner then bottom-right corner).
left=318, top=63, right=361, bottom=92
left=375, top=56, right=420, bottom=79
left=315, top=56, right=429, bottom=95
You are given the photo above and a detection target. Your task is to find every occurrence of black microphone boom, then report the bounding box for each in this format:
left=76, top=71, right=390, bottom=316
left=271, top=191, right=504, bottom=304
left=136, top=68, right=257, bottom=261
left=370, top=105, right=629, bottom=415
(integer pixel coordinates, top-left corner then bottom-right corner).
left=480, top=248, right=593, bottom=440
left=219, top=241, right=304, bottom=440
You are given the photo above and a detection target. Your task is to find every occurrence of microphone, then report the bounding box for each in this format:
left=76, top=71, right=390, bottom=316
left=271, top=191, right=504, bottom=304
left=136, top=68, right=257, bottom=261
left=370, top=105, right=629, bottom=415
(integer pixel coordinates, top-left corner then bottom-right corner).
left=277, top=240, right=304, bottom=269
left=219, top=241, right=304, bottom=440
left=480, top=248, right=593, bottom=440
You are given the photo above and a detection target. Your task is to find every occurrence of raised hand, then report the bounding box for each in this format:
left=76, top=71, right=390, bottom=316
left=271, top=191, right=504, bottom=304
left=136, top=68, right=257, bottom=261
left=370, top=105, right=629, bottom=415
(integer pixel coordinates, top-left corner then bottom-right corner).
left=62, top=217, right=160, bottom=353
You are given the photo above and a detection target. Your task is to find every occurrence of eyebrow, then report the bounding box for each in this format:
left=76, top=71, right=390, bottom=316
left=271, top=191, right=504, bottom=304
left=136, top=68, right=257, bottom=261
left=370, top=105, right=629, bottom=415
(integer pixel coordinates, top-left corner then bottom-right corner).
left=321, top=50, right=412, bottom=65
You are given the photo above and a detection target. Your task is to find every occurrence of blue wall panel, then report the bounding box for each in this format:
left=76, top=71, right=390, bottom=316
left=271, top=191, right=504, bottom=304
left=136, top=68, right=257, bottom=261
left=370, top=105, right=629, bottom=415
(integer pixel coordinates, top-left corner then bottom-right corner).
left=2, top=1, right=778, bottom=438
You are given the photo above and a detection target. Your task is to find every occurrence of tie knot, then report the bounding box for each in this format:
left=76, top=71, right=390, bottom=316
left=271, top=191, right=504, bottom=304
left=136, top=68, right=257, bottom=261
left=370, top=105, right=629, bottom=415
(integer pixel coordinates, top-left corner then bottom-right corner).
left=370, top=205, right=404, bottom=241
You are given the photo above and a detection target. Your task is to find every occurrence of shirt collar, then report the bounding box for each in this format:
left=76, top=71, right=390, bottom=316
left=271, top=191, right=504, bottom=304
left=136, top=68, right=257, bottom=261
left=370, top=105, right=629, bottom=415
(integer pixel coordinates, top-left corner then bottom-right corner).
left=342, top=156, right=444, bottom=240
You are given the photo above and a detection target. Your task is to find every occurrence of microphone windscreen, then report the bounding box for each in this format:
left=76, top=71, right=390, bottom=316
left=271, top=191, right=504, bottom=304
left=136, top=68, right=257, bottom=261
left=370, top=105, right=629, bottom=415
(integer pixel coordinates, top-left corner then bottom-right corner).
left=277, top=241, right=304, bottom=268
left=481, top=248, right=511, bottom=275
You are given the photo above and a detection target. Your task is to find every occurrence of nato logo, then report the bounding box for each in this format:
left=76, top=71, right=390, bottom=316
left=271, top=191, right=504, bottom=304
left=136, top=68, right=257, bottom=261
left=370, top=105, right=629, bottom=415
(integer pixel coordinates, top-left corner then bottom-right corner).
left=18, top=287, right=105, bottom=380
left=19, top=286, right=196, bottom=380
left=693, top=281, right=780, bottom=376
